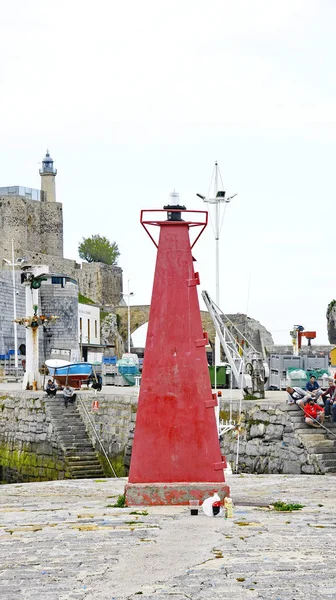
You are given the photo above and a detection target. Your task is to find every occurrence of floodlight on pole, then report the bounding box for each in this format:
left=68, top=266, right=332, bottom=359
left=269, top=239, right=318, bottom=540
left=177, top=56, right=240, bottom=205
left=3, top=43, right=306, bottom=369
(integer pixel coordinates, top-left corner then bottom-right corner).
left=2, top=241, right=28, bottom=371
left=197, top=162, right=237, bottom=428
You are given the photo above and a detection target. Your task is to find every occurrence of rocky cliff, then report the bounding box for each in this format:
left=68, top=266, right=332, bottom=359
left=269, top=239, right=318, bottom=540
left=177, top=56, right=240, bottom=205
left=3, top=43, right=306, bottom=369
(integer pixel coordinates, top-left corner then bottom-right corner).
left=224, top=313, right=274, bottom=354
left=327, top=300, right=336, bottom=344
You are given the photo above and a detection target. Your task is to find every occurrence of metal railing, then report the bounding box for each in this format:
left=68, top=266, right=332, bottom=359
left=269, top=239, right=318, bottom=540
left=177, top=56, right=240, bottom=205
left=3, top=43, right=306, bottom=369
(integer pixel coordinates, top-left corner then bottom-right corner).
left=77, top=396, right=117, bottom=477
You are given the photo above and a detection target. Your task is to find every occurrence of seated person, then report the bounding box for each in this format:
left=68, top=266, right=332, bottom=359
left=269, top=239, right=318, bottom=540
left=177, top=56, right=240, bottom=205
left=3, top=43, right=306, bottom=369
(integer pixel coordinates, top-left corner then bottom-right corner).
left=305, top=375, right=322, bottom=400
left=286, top=386, right=311, bottom=408
left=63, top=385, right=76, bottom=408
left=45, top=379, right=57, bottom=396
left=321, top=378, right=336, bottom=417
left=304, top=397, right=325, bottom=428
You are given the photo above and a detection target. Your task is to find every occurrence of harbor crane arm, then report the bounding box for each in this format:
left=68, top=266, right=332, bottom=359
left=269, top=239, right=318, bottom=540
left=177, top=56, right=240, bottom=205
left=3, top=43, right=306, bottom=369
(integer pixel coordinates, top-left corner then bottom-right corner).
left=202, top=290, right=245, bottom=388
left=202, top=290, right=265, bottom=397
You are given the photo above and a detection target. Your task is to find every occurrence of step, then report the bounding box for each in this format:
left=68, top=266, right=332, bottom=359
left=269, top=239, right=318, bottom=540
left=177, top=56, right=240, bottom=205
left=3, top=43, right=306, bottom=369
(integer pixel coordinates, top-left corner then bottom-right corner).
left=69, top=464, right=102, bottom=472
left=71, top=471, right=105, bottom=479
left=63, top=445, right=95, bottom=452
left=59, top=432, right=89, bottom=438
left=56, top=426, right=87, bottom=432
left=288, top=416, right=305, bottom=423
left=297, top=431, right=328, bottom=439
left=305, top=437, right=335, bottom=445
left=294, top=425, right=327, bottom=433
left=278, top=404, right=302, bottom=412
left=318, top=459, right=336, bottom=467
left=307, top=446, right=336, bottom=454
left=68, top=460, right=102, bottom=468
left=62, top=441, right=93, bottom=446
left=50, top=409, right=80, bottom=414
left=65, top=447, right=96, bottom=453
left=52, top=415, right=82, bottom=419
left=310, top=452, right=336, bottom=461
left=58, top=433, right=88, bottom=439
left=320, top=466, right=336, bottom=473
left=66, top=455, right=100, bottom=461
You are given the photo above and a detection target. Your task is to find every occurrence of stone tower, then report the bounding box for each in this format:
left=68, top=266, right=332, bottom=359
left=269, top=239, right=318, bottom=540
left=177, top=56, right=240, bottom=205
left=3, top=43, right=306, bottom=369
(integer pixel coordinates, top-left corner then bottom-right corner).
left=39, top=150, right=57, bottom=202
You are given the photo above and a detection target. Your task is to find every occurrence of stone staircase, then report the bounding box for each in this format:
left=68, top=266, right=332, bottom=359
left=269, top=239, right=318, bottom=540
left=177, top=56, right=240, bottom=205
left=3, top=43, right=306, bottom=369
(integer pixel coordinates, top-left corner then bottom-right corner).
left=45, top=399, right=106, bottom=479
left=285, top=403, right=336, bottom=473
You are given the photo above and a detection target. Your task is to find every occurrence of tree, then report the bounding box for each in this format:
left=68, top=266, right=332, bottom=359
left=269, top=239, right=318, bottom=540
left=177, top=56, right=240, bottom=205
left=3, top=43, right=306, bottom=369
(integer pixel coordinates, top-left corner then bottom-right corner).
left=78, top=235, right=120, bottom=265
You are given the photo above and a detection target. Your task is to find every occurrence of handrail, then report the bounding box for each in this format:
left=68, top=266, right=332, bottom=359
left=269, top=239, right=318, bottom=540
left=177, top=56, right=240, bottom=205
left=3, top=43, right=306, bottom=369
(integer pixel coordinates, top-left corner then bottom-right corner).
left=77, top=396, right=117, bottom=477
left=298, top=404, right=336, bottom=437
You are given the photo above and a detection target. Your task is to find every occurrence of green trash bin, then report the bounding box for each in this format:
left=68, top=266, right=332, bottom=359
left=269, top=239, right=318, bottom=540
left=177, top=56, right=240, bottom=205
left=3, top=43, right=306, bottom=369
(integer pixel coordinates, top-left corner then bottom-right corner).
left=208, top=365, right=227, bottom=388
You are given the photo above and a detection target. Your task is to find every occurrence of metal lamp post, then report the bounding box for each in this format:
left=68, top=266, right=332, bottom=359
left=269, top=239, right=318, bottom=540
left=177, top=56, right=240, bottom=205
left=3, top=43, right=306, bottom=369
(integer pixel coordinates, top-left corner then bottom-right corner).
left=2, top=240, right=27, bottom=373
left=123, top=280, right=135, bottom=353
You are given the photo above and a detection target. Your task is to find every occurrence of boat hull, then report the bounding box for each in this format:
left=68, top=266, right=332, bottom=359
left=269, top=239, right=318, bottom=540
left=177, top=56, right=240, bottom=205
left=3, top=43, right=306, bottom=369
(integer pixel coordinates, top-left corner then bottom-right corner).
left=46, top=362, right=92, bottom=388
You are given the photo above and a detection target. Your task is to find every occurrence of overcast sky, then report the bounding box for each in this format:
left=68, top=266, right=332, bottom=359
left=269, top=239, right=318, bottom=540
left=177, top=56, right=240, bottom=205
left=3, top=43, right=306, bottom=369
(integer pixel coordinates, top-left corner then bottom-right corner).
left=1, top=1, right=335, bottom=346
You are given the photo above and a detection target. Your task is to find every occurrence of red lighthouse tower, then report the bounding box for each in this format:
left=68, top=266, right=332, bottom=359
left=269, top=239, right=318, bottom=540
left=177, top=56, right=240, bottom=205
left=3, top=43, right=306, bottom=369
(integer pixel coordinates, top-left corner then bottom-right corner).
left=125, top=195, right=230, bottom=505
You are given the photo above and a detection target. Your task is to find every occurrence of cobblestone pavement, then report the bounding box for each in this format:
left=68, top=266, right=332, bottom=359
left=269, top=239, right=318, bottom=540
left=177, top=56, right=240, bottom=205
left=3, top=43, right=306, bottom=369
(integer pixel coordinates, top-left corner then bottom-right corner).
left=0, top=474, right=335, bottom=599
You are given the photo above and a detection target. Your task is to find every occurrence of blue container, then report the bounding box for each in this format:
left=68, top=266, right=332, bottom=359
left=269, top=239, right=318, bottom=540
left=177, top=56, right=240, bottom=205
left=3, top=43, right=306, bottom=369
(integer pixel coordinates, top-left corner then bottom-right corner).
left=103, top=356, right=117, bottom=365
left=118, top=364, right=138, bottom=375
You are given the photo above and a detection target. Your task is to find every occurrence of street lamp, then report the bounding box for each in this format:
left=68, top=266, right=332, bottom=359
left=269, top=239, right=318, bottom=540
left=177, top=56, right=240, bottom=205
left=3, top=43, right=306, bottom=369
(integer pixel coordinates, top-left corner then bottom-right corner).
left=123, top=280, right=135, bottom=353
left=2, top=240, right=27, bottom=372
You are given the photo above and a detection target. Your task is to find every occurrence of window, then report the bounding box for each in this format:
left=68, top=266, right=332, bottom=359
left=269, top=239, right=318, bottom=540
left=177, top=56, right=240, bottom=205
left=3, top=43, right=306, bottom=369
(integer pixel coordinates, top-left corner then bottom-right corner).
left=51, top=277, right=64, bottom=287
left=95, top=320, right=97, bottom=338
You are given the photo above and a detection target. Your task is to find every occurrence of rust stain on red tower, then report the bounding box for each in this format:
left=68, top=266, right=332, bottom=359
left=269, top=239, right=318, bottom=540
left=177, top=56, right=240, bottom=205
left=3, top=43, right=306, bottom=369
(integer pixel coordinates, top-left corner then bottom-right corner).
left=125, top=195, right=230, bottom=505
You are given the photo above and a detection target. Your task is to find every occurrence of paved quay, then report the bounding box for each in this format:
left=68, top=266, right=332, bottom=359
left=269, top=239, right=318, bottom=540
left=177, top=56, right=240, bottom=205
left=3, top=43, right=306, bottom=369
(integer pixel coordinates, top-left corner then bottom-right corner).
left=0, top=473, right=335, bottom=600
left=0, top=382, right=287, bottom=402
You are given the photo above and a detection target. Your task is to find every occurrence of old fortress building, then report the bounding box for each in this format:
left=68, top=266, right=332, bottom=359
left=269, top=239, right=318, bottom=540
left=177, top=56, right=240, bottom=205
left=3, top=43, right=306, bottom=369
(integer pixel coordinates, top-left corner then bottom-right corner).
left=0, top=151, right=123, bottom=306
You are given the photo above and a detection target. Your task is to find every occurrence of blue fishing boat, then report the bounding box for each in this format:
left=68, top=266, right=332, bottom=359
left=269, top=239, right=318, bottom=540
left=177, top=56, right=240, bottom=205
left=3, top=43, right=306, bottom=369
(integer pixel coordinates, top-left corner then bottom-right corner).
left=46, top=359, right=92, bottom=388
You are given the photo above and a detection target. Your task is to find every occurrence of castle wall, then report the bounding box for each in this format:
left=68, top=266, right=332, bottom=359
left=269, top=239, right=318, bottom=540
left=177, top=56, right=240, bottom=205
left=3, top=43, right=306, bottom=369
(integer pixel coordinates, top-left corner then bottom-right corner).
left=77, top=262, right=123, bottom=305
left=38, top=202, right=63, bottom=256
left=0, top=196, right=29, bottom=257
left=0, top=196, right=63, bottom=259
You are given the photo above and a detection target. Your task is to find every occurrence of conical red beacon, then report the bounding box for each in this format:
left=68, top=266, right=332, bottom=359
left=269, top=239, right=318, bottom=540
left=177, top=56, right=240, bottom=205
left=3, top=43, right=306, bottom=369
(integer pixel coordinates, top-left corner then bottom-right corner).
left=125, top=200, right=230, bottom=505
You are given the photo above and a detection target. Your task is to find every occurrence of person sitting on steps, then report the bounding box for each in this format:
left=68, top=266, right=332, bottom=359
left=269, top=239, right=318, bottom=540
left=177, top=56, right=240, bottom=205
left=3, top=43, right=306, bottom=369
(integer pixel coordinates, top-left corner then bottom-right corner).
left=305, top=374, right=322, bottom=401
left=63, top=385, right=76, bottom=408
left=286, top=386, right=311, bottom=408
left=45, top=379, right=57, bottom=397
left=320, top=378, right=336, bottom=419
left=304, top=397, right=325, bottom=428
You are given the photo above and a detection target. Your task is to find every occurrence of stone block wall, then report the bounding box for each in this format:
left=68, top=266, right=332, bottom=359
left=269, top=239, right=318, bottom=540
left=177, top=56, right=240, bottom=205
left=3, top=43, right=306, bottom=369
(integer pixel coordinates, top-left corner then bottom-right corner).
left=0, top=393, right=67, bottom=482
left=0, top=269, right=26, bottom=355
left=77, top=262, right=123, bottom=306
left=76, top=393, right=138, bottom=472
left=40, top=279, right=80, bottom=362
left=220, top=402, right=323, bottom=475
